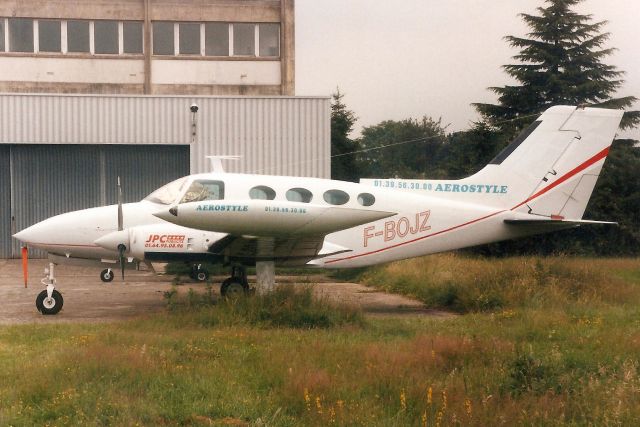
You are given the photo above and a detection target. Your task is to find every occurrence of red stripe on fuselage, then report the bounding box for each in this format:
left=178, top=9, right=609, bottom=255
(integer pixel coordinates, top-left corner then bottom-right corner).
left=324, top=210, right=505, bottom=264
left=326, top=146, right=611, bottom=265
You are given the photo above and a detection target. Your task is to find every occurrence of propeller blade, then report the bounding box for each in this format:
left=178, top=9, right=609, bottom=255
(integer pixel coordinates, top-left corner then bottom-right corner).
left=117, top=176, right=124, bottom=231
left=118, top=244, right=126, bottom=281
left=21, top=246, right=28, bottom=288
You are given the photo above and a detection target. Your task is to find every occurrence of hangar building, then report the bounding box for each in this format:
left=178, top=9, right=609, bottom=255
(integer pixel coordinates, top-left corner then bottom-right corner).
left=0, top=1, right=331, bottom=259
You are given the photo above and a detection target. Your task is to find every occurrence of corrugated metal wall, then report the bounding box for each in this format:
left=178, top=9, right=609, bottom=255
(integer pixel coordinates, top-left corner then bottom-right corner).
left=0, top=146, right=10, bottom=258
left=5, top=144, right=189, bottom=258
left=0, top=94, right=329, bottom=258
left=0, top=94, right=331, bottom=178
left=103, top=145, right=190, bottom=203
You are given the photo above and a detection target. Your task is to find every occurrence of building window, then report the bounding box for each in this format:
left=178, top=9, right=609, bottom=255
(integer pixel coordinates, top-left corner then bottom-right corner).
left=205, top=23, right=228, bottom=56
left=94, top=20, right=118, bottom=54
left=38, top=20, right=62, bottom=53
left=233, top=23, right=254, bottom=56
left=67, top=20, right=90, bottom=53
left=179, top=23, right=200, bottom=55
left=153, top=22, right=174, bottom=55
left=323, top=190, right=350, bottom=206
left=0, top=20, right=5, bottom=52
left=123, top=22, right=143, bottom=54
left=259, top=24, right=279, bottom=57
left=9, top=18, right=34, bottom=52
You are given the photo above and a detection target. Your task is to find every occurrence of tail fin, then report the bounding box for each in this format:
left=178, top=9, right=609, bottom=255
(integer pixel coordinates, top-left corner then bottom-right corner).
left=361, top=106, right=623, bottom=220
left=469, top=106, right=623, bottom=218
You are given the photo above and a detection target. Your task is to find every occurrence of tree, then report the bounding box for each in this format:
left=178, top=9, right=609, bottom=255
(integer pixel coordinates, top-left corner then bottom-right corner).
left=331, top=90, right=359, bottom=182
left=357, top=117, right=448, bottom=179
left=474, top=0, right=639, bottom=135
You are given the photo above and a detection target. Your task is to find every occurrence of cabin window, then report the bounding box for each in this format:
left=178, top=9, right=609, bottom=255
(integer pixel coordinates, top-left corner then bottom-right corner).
left=286, top=188, right=313, bottom=203
left=181, top=180, right=225, bottom=203
left=357, top=193, right=375, bottom=207
left=144, top=177, right=188, bottom=205
left=323, top=189, right=349, bottom=206
left=249, top=185, right=276, bottom=200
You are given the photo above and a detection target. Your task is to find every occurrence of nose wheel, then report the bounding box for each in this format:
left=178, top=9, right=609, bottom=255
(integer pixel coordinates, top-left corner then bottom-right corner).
left=100, top=268, right=115, bottom=283
left=190, top=264, right=209, bottom=282
left=36, top=262, right=64, bottom=315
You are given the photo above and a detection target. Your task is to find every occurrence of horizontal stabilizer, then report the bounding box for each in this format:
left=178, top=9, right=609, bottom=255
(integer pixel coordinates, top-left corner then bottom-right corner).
left=317, top=241, right=352, bottom=257
left=505, top=218, right=617, bottom=227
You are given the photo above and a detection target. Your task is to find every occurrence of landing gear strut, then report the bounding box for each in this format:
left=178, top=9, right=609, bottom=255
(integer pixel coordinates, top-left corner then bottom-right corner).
left=35, top=262, right=64, bottom=315
left=220, top=265, right=249, bottom=298
left=100, top=268, right=114, bottom=283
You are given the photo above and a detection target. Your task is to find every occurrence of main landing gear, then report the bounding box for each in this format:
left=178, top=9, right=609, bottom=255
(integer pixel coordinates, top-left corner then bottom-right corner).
left=35, top=262, right=64, bottom=315
left=220, top=265, right=250, bottom=298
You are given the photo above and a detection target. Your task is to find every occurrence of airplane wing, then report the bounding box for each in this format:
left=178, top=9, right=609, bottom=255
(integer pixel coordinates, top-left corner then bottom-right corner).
left=208, top=234, right=351, bottom=267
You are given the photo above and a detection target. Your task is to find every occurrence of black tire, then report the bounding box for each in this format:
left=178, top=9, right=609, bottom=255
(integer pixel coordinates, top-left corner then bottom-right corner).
left=195, top=269, right=209, bottom=282
left=36, top=290, right=64, bottom=315
left=220, top=278, right=248, bottom=298
left=100, top=269, right=114, bottom=283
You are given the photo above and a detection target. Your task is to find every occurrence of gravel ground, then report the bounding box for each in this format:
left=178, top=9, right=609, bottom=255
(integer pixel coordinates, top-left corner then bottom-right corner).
left=0, top=259, right=451, bottom=324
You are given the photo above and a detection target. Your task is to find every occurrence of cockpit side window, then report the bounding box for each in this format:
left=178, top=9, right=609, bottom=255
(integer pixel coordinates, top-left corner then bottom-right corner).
left=181, top=180, right=225, bottom=203
left=144, top=177, right=188, bottom=205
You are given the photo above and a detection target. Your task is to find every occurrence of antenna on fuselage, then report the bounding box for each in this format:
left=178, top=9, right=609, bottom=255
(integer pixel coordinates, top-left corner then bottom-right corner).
left=206, top=155, right=242, bottom=173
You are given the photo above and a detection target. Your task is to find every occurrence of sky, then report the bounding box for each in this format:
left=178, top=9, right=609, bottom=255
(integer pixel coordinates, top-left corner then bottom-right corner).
left=295, top=0, right=640, bottom=140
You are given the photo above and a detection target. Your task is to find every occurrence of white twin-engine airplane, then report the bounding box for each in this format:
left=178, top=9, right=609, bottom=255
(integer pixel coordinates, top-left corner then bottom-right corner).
left=13, top=106, right=623, bottom=315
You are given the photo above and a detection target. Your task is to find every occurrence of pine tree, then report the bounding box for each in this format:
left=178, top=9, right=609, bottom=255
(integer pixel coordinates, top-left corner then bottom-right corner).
left=474, top=0, right=638, bottom=134
left=331, top=90, right=359, bottom=182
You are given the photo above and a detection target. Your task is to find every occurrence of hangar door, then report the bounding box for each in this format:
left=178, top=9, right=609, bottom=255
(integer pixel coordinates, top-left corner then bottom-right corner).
left=5, top=145, right=189, bottom=258
left=0, top=146, right=10, bottom=258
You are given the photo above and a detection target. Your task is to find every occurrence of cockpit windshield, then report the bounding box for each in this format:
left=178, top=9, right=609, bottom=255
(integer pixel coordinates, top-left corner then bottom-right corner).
left=180, top=180, right=225, bottom=203
left=143, top=177, right=188, bottom=205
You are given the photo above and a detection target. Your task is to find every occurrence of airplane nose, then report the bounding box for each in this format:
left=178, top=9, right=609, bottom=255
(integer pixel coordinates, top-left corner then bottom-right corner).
left=13, top=224, right=41, bottom=244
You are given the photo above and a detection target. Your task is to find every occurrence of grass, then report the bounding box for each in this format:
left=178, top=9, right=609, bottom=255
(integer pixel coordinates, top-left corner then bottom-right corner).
left=0, top=255, right=639, bottom=426
left=351, top=254, right=639, bottom=313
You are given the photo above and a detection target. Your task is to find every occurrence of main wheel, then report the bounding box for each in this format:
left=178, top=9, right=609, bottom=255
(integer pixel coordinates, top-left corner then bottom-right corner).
left=220, top=278, right=247, bottom=298
left=36, top=290, right=64, bottom=315
left=100, top=268, right=114, bottom=283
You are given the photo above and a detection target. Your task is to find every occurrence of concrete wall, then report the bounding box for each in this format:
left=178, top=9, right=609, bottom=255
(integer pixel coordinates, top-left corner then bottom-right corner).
left=0, top=0, right=295, bottom=95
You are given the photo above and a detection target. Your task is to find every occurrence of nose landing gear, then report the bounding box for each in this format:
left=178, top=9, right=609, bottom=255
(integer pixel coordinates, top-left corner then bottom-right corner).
left=100, top=268, right=115, bottom=283
left=190, top=264, right=209, bottom=282
left=35, top=262, right=64, bottom=315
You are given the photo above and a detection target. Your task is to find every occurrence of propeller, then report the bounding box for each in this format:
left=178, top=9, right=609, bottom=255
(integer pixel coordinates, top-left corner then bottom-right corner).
left=21, top=246, right=28, bottom=288
left=117, top=177, right=126, bottom=281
